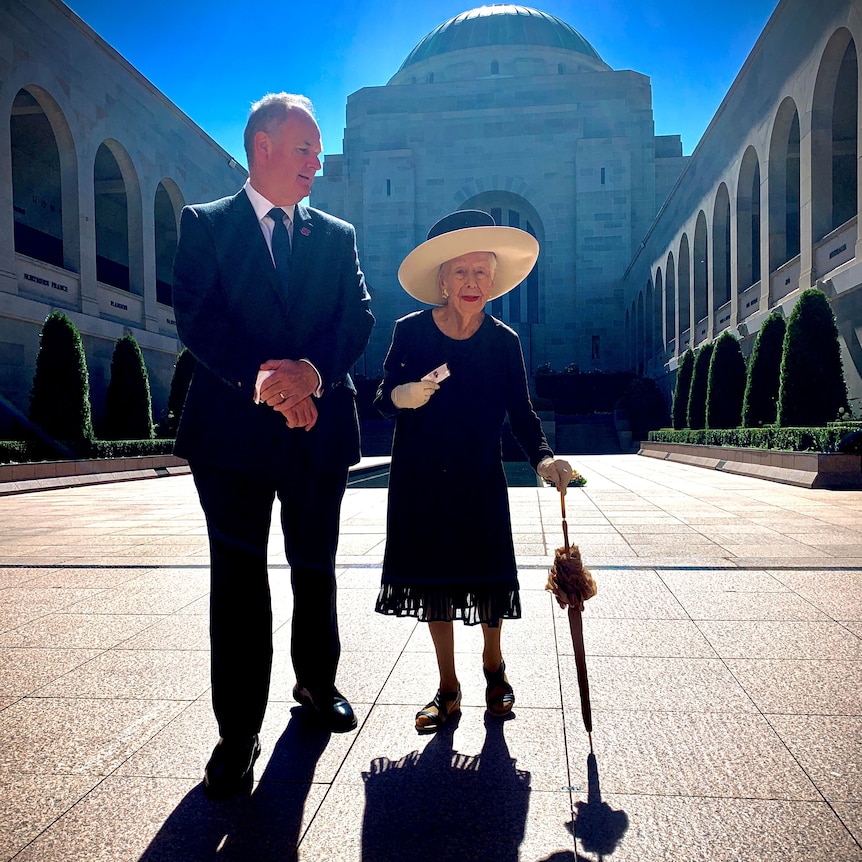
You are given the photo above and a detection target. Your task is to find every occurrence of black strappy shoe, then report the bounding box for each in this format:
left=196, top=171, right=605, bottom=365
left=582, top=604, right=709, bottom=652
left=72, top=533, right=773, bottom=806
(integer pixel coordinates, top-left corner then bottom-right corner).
left=483, top=660, right=515, bottom=716
left=415, top=687, right=462, bottom=733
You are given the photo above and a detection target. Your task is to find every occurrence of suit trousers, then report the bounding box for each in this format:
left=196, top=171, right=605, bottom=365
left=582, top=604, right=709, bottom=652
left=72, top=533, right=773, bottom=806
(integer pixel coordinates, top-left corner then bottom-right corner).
left=190, top=457, right=349, bottom=738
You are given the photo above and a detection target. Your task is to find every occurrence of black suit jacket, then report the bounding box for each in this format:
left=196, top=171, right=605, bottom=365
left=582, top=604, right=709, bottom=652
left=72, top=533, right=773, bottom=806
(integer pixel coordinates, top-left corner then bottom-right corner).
left=172, top=189, right=374, bottom=476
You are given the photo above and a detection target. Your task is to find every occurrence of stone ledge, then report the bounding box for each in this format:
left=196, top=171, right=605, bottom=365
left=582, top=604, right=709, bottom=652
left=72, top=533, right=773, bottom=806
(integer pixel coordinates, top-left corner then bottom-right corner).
left=0, top=455, right=190, bottom=495
left=639, top=441, right=862, bottom=489
left=0, top=455, right=394, bottom=496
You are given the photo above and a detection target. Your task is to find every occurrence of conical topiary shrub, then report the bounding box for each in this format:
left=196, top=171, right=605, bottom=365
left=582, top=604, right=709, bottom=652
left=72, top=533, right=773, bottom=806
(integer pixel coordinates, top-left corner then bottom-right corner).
left=102, top=334, right=155, bottom=440
left=28, top=310, right=94, bottom=454
left=742, top=311, right=786, bottom=427
left=163, top=348, right=196, bottom=436
left=706, top=332, right=746, bottom=429
left=686, top=342, right=714, bottom=430
left=777, top=288, right=849, bottom=426
left=671, top=349, right=694, bottom=430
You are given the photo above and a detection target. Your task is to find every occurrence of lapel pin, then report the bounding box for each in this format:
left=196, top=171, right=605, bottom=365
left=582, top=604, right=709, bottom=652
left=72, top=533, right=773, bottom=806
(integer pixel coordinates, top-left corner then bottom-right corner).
left=301, top=227, right=311, bottom=236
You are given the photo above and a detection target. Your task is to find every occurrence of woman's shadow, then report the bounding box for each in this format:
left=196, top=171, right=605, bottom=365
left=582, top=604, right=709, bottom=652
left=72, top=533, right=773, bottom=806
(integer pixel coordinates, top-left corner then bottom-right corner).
left=136, top=707, right=330, bottom=861
left=361, top=714, right=530, bottom=861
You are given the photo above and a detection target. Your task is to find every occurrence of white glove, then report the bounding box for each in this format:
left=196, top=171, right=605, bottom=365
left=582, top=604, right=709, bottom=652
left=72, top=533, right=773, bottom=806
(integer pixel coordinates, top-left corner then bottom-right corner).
left=391, top=380, right=440, bottom=409
left=537, top=456, right=574, bottom=491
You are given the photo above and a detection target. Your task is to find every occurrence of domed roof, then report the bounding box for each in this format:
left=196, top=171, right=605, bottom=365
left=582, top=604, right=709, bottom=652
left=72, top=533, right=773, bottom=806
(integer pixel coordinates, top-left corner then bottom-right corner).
left=397, top=4, right=603, bottom=72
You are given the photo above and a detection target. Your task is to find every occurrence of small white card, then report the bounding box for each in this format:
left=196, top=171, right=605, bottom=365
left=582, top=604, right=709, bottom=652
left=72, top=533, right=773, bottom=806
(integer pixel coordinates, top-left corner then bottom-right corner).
left=422, top=362, right=451, bottom=383
left=254, top=369, right=275, bottom=403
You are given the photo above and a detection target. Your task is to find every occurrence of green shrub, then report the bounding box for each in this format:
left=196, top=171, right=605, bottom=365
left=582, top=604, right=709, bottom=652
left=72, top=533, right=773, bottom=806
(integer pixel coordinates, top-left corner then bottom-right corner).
left=102, top=334, right=155, bottom=440
left=533, top=370, right=634, bottom=414
left=28, top=311, right=94, bottom=456
left=706, top=332, right=746, bottom=429
left=648, top=422, right=862, bottom=452
left=671, top=349, right=694, bottom=429
left=615, top=376, right=669, bottom=441
left=687, top=343, right=714, bottom=430
left=742, top=311, right=786, bottom=427
left=0, top=441, right=29, bottom=464
left=777, top=288, right=849, bottom=426
left=161, top=348, right=196, bottom=436
left=90, top=438, right=175, bottom=458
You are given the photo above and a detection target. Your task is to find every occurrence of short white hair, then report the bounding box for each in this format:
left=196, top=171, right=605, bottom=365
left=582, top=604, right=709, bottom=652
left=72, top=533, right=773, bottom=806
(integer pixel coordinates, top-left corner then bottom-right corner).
left=244, top=93, right=315, bottom=165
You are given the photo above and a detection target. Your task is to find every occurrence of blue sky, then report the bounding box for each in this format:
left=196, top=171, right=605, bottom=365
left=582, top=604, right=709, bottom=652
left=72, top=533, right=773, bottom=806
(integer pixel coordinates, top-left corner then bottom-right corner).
left=65, top=0, right=779, bottom=167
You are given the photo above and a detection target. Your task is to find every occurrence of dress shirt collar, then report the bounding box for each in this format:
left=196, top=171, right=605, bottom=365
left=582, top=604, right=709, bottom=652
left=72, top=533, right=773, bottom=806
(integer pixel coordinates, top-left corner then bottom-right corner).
left=243, top=179, right=296, bottom=225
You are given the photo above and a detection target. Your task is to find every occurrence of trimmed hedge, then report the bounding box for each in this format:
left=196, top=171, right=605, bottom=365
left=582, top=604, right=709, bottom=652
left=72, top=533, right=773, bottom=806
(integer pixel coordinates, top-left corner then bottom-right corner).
left=687, top=343, right=713, bottom=430
left=28, top=311, right=94, bottom=455
left=648, top=423, right=862, bottom=454
left=0, top=438, right=175, bottom=465
left=778, top=288, right=849, bottom=426
left=671, top=348, right=694, bottom=430
left=615, top=376, right=669, bottom=442
left=103, top=334, right=155, bottom=440
left=706, top=332, right=746, bottom=430
left=0, top=441, right=29, bottom=464
left=534, top=370, right=635, bottom=414
left=742, top=310, right=785, bottom=427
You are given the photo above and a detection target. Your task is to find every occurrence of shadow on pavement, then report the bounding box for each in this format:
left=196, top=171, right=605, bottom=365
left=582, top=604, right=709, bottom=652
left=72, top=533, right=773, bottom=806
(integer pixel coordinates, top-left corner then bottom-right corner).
left=360, top=713, right=535, bottom=861
left=566, top=751, right=629, bottom=860
left=136, top=708, right=329, bottom=861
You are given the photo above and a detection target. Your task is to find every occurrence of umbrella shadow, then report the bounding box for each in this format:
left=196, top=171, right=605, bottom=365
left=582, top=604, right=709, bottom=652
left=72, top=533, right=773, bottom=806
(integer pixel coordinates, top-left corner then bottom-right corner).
left=567, top=752, right=629, bottom=860
left=136, top=708, right=330, bottom=861
left=360, top=714, right=530, bottom=861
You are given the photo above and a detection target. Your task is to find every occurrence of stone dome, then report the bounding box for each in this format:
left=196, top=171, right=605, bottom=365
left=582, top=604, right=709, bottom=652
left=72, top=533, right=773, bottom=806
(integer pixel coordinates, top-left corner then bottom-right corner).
left=396, top=5, right=605, bottom=74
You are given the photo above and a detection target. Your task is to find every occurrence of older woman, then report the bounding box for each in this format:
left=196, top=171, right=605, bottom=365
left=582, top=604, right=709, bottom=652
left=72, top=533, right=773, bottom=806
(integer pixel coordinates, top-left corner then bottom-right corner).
left=374, top=210, right=572, bottom=732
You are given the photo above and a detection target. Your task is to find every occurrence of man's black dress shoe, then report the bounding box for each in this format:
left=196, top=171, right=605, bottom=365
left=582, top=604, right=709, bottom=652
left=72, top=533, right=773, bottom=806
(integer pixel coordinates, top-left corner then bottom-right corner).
left=293, top=684, right=358, bottom=732
left=203, top=734, right=261, bottom=799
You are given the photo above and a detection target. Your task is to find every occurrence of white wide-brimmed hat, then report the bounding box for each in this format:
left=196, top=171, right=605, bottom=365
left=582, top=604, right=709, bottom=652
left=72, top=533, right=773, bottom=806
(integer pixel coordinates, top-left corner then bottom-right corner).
left=397, top=210, right=539, bottom=306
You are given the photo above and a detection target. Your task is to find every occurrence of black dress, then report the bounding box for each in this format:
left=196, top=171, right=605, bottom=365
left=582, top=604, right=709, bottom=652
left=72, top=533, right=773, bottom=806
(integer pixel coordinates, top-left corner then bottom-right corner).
left=374, top=310, right=553, bottom=625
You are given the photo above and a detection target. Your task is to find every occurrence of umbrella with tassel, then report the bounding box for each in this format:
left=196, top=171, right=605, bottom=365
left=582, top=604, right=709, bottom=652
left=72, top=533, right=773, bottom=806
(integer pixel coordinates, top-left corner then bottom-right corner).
left=545, top=474, right=597, bottom=750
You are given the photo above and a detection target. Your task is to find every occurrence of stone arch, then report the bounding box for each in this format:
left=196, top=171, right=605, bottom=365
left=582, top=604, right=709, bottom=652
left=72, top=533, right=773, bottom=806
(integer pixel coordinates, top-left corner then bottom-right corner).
left=457, top=190, right=545, bottom=371
left=712, top=183, right=731, bottom=322
left=665, top=251, right=676, bottom=351
left=654, top=267, right=664, bottom=354
left=154, top=178, right=184, bottom=306
left=811, top=28, right=858, bottom=241
left=678, top=233, right=691, bottom=350
left=636, top=290, right=645, bottom=374
left=693, top=210, right=708, bottom=336
left=736, top=145, right=761, bottom=292
left=10, top=85, right=80, bottom=273
left=625, top=306, right=632, bottom=370
left=768, top=96, right=801, bottom=270
left=93, top=138, right=143, bottom=294
left=645, top=277, right=655, bottom=363
left=460, top=189, right=544, bottom=324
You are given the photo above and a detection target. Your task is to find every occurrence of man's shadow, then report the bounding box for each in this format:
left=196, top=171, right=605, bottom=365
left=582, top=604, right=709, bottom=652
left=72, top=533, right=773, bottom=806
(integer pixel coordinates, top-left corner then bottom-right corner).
left=360, top=714, right=530, bottom=861
left=136, top=708, right=330, bottom=861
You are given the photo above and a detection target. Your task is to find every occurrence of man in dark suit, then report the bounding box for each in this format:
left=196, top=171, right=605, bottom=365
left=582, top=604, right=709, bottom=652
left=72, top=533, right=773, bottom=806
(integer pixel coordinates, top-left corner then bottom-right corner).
left=172, top=93, right=374, bottom=798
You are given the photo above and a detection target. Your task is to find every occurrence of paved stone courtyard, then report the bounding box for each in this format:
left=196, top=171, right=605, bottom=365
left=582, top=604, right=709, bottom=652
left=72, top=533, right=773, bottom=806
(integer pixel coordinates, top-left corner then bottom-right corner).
left=0, top=454, right=860, bottom=860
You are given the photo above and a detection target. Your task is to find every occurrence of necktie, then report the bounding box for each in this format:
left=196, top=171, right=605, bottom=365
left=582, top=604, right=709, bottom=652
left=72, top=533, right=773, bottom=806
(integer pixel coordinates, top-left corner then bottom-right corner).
left=268, top=207, right=291, bottom=294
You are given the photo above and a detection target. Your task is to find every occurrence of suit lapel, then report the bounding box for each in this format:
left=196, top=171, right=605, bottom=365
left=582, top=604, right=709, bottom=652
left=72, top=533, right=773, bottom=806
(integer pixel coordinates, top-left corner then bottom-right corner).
left=290, top=204, right=317, bottom=291
left=230, top=189, right=292, bottom=310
